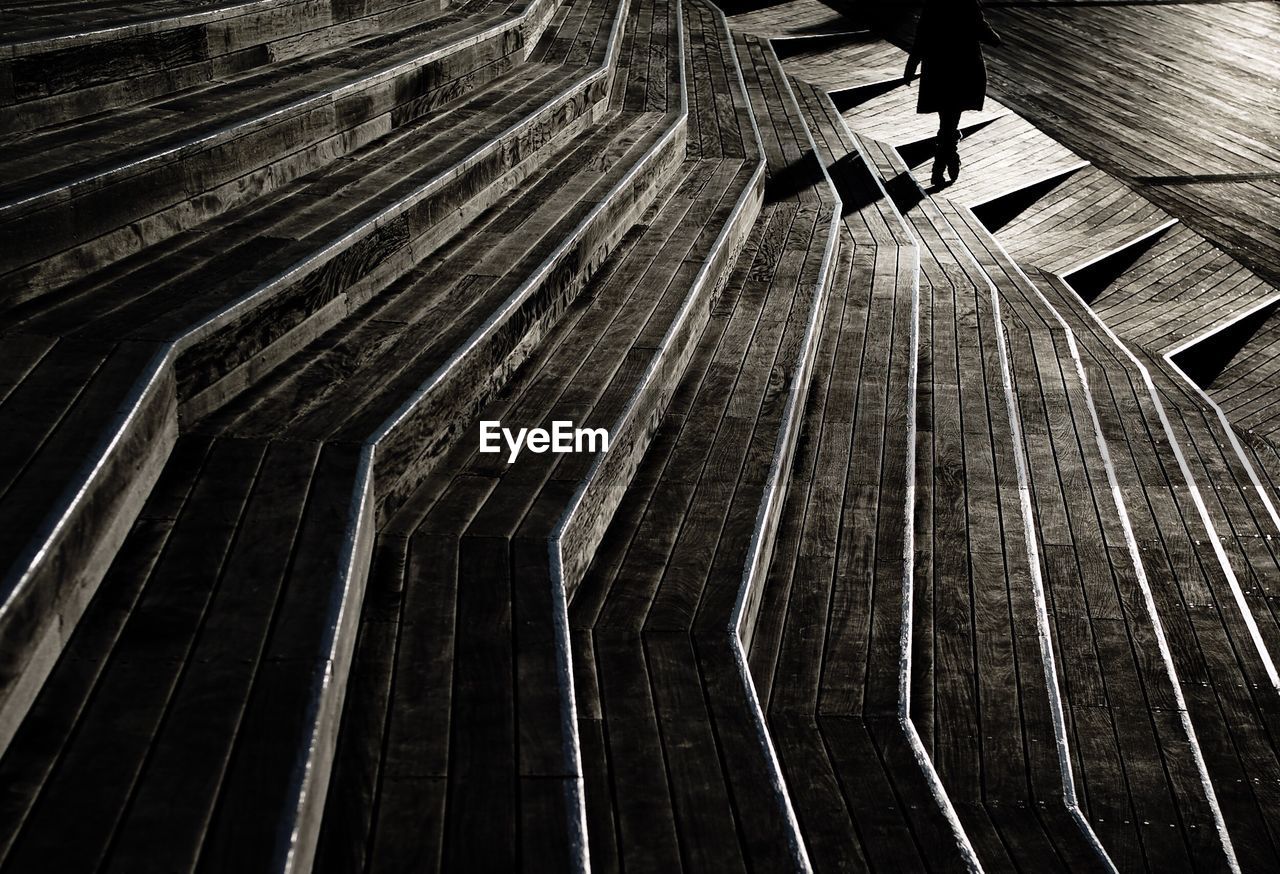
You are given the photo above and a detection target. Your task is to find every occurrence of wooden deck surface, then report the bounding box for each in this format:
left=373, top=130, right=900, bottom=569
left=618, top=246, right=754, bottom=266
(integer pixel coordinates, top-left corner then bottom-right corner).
left=1, top=0, right=1278, bottom=869
left=859, top=129, right=1111, bottom=874
left=983, top=0, right=1280, bottom=286
left=0, top=0, right=309, bottom=44
left=569, top=20, right=830, bottom=871
left=1204, top=311, right=1280, bottom=442
left=721, top=0, right=852, bottom=36
left=882, top=33, right=1280, bottom=870
left=774, top=33, right=900, bottom=91
left=759, top=75, right=974, bottom=873
left=756, top=6, right=1279, bottom=870
left=1086, top=224, right=1275, bottom=356
left=312, top=1, right=776, bottom=868
left=905, top=57, right=1280, bottom=874
left=867, top=0, right=1280, bottom=284
left=0, top=0, right=608, bottom=776
left=0, top=0, right=685, bottom=867
left=993, top=166, right=1171, bottom=277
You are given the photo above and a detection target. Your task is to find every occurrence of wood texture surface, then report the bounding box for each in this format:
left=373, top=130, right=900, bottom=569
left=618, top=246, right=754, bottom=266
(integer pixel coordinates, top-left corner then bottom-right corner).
left=1, top=0, right=1278, bottom=870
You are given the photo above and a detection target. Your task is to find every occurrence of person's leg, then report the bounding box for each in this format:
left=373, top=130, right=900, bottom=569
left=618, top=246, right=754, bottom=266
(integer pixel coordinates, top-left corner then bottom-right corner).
left=930, top=112, right=949, bottom=187
left=941, top=109, right=963, bottom=180
left=931, top=109, right=961, bottom=187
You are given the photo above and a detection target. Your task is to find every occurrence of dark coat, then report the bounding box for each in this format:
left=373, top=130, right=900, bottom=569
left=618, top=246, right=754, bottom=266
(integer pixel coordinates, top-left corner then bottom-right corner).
left=908, top=2, right=1001, bottom=114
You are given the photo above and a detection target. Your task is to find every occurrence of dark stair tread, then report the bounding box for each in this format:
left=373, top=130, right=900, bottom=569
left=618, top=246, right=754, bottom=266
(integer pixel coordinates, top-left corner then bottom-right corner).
left=781, top=71, right=1008, bottom=873
left=202, top=109, right=676, bottom=443
left=3, top=61, right=583, bottom=340
left=0, top=435, right=352, bottom=871
left=944, top=198, right=1225, bottom=870
left=0, top=0, right=520, bottom=204
left=827, top=103, right=1119, bottom=870
left=1019, top=265, right=1280, bottom=871
left=0, top=5, right=623, bottom=826
left=317, top=150, right=761, bottom=870
left=0, top=337, right=165, bottom=547
left=569, top=190, right=829, bottom=872
left=0, top=60, right=595, bottom=587
left=0, top=0, right=299, bottom=46
left=0, top=0, right=451, bottom=100
left=562, top=25, right=836, bottom=868
left=0, top=154, right=754, bottom=874
left=0, top=14, right=686, bottom=867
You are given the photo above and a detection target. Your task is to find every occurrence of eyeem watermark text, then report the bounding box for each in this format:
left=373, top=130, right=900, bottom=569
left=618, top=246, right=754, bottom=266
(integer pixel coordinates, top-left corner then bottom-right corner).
left=480, top=420, right=611, bottom=463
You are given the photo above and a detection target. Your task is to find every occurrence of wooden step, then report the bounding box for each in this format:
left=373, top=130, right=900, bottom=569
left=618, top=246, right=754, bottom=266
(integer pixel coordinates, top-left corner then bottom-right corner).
left=984, top=165, right=1170, bottom=276
left=0, top=38, right=688, bottom=872
left=758, top=73, right=981, bottom=872
left=567, top=19, right=834, bottom=872
left=822, top=43, right=1251, bottom=863
left=1080, top=223, right=1275, bottom=358
left=333, top=154, right=760, bottom=872
left=1024, top=265, right=1280, bottom=872
left=316, top=160, right=762, bottom=870
left=350, top=153, right=757, bottom=870
left=770, top=30, right=899, bottom=92
left=7, top=63, right=614, bottom=417
left=987, top=161, right=1280, bottom=867
left=953, top=132, right=1280, bottom=874
left=0, top=434, right=358, bottom=872
left=0, top=0, right=626, bottom=757
left=973, top=159, right=1280, bottom=873
left=852, top=114, right=1115, bottom=872
left=911, top=36, right=1280, bottom=862
left=933, top=118, right=1280, bottom=867
left=0, top=0, right=457, bottom=131
left=0, top=0, right=346, bottom=46
left=312, top=1, right=768, bottom=866
left=0, top=0, right=561, bottom=301
left=1176, top=300, right=1280, bottom=443
left=570, top=186, right=830, bottom=871
left=946, top=201, right=1235, bottom=871
left=203, top=106, right=686, bottom=497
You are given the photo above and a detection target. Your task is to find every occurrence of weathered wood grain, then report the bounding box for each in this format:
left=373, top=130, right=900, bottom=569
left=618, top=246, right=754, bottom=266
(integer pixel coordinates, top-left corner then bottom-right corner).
left=0, top=0, right=553, bottom=300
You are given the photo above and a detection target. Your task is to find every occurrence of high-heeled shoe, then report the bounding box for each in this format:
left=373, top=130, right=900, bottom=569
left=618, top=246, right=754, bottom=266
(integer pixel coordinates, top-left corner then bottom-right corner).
left=931, top=158, right=946, bottom=188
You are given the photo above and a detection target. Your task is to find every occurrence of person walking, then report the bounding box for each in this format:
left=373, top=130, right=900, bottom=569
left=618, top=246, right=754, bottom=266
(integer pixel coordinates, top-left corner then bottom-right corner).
left=903, top=0, right=1002, bottom=188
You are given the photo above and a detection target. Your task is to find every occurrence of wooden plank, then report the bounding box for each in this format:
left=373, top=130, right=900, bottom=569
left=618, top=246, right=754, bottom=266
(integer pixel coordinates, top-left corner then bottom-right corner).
left=0, top=436, right=266, bottom=872
left=101, top=438, right=322, bottom=873
left=984, top=1, right=1280, bottom=285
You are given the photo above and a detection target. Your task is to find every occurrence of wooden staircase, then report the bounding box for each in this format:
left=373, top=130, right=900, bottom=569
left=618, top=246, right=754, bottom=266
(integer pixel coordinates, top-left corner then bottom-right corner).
left=2, top=0, right=1279, bottom=871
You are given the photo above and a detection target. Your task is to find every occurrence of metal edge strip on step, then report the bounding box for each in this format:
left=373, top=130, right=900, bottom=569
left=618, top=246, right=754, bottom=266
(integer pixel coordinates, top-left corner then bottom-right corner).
left=0, top=0, right=555, bottom=216
left=972, top=209, right=1243, bottom=873
left=0, top=343, right=175, bottom=748
left=0, top=0, right=617, bottom=768
left=950, top=193, right=1120, bottom=874
left=868, top=121, right=1120, bottom=868
left=1161, top=293, right=1280, bottom=620
left=716, top=27, right=838, bottom=874
left=1055, top=241, right=1280, bottom=695
left=298, top=2, right=647, bottom=870
left=822, top=93, right=987, bottom=874
left=2, top=0, right=302, bottom=57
